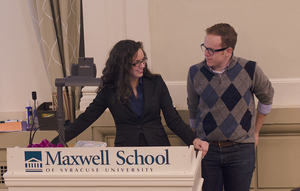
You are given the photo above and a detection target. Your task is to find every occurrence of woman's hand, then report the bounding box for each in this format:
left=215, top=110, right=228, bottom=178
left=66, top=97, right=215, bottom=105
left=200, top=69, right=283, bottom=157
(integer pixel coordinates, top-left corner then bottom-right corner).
left=193, top=138, right=209, bottom=157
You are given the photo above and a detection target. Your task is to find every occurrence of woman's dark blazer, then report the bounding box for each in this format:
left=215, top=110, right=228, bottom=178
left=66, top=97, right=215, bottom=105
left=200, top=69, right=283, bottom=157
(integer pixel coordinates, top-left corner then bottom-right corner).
left=54, top=75, right=197, bottom=147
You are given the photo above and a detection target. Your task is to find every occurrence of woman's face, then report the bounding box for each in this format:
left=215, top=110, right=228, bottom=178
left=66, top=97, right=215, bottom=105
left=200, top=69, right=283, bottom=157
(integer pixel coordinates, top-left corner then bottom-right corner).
left=130, top=48, right=146, bottom=80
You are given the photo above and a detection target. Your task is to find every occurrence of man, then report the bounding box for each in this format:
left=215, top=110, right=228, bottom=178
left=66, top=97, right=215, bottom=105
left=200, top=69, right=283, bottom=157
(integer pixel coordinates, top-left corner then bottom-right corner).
left=187, top=23, right=274, bottom=191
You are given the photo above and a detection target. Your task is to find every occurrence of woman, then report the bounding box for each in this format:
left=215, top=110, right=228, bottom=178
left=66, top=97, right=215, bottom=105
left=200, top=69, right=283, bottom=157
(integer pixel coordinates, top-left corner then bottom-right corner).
left=52, top=40, right=208, bottom=156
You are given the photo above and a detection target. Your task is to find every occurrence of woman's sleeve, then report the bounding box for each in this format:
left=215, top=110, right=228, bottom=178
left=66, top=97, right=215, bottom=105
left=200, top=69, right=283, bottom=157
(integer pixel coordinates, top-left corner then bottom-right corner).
left=158, top=76, right=197, bottom=146
left=51, top=89, right=108, bottom=144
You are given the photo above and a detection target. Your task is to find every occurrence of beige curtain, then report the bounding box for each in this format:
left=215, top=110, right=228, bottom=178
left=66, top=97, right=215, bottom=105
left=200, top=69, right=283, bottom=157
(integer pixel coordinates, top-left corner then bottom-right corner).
left=28, top=0, right=82, bottom=122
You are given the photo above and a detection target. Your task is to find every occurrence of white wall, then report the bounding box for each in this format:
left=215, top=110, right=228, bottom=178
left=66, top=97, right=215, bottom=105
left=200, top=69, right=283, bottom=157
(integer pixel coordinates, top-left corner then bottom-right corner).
left=83, top=0, right=152, bottom=76
left=147, top=0, right=300, bottom=108
left=148, top=0, right=300, bottom=80
left=1, top=0, right=300, bottom=120
left=82, top=0, right=300, bottom=109
left=0, top=0, right=51, bottom=119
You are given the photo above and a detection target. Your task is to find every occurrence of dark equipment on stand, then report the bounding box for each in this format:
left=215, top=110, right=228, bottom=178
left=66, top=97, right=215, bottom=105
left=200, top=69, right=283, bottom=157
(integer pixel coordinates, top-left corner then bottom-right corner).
left=55, top=57, right=102, bottom=146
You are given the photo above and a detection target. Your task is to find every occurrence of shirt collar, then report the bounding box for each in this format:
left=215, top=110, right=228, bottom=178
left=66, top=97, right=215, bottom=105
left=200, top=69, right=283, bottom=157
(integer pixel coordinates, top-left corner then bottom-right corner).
left=138, top=77, right=143, bottom=85
left=208, top=60, right=231, bottom=76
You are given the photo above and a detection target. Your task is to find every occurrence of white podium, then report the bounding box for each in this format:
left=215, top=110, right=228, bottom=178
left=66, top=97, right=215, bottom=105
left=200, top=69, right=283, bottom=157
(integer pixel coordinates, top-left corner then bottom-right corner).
left=4, top=146, right=203, bottom=191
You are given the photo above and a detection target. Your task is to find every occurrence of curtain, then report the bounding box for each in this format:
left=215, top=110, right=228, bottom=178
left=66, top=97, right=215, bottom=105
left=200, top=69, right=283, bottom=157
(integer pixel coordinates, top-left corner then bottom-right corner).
left=27, top=0, right=82, bottom=122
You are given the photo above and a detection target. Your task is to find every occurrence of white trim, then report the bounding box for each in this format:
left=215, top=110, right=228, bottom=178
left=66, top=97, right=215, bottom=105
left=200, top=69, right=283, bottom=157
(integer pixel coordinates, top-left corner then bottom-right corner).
left=80, top=78, right=300, bottom=110
left=165, top=78, right=300, bottom=109
left=270, top=78, right=300, bottom=83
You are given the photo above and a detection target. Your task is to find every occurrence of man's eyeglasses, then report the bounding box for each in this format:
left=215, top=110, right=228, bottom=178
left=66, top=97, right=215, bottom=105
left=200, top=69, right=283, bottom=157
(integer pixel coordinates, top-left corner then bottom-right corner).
left=201, top=43, right=229, bottom=55
left=132, top=57, right=147, bottom=67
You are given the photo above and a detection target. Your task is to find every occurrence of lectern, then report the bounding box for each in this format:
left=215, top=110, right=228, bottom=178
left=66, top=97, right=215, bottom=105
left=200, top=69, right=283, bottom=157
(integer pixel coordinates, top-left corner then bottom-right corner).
left=4, top=146, right=203, bottom=191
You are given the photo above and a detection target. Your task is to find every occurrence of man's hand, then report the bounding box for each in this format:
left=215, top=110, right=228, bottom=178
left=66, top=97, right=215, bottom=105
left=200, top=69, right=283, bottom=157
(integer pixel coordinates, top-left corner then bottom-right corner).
left=255, top=132, right=259, bottom=147
left=254, top=112, right=267, bottom=147
left=193, top=138, right=209, bottom=157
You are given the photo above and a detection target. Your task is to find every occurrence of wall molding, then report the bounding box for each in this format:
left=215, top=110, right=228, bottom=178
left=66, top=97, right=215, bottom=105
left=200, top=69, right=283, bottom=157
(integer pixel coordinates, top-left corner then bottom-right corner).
left=165, top=78, right=300, bottom=108
left=79, top=78, right=300, bottom=111
left=3, top=78, right=300, bottom=120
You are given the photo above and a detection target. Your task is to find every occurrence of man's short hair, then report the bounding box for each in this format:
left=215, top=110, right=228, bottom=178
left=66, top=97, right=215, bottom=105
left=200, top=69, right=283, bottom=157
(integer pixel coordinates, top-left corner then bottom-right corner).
left=206, top=23, right=238, bottom=50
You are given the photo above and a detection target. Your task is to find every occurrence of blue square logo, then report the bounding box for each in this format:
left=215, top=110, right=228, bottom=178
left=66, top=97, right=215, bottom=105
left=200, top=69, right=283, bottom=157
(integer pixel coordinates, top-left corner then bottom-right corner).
left=25, top=151, right=43, bottom=172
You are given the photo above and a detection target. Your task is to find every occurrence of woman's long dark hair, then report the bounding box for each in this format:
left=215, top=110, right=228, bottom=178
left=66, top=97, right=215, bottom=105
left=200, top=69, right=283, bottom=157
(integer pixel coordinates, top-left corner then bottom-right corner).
left=98, top=40, right=155, bottom=104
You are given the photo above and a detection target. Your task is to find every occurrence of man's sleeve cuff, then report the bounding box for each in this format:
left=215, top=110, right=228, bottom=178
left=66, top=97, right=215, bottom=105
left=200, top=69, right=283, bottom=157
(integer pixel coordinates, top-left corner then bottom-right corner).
left=257, top=102, right=272, bottom=115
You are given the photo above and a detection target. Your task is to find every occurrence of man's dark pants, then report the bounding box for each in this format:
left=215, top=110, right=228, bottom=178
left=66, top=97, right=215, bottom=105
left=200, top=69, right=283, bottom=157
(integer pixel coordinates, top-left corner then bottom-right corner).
left=202, top=143, right=255, bottom=191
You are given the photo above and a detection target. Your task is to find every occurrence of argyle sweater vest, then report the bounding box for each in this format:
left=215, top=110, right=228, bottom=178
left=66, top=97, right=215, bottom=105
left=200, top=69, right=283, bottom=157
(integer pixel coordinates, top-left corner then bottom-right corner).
left=187, top=57, right=266, bottom=143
